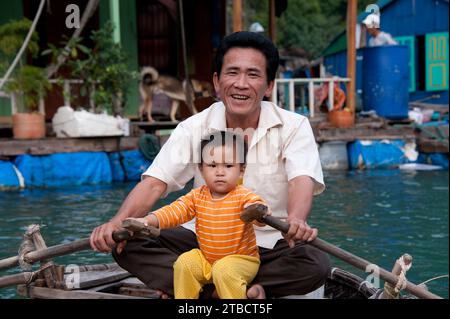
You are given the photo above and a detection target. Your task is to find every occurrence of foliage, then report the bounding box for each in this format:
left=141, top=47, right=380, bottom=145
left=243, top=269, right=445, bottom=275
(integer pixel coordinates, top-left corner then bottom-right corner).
left=244, top=0, right=376, bottom=58
left=0, top=18, right=50, bottom=113
left=44, top=21, right=138, bottom=115
left=6, top=65, right=52, bottom=112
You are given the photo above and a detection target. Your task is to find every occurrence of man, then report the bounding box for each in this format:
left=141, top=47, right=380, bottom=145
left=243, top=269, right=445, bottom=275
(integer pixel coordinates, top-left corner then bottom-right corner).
left=362, top=13, right=398, bottom=47
left=90, top=31, right=330, bottom=299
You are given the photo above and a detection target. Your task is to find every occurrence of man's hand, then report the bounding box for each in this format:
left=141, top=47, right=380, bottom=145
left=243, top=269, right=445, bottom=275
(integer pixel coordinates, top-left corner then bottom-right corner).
left=284, top=217, right=318, bottom=248
left=243, top=202, right=271, bottom=227
left=90, top=219, right=123, bottom=253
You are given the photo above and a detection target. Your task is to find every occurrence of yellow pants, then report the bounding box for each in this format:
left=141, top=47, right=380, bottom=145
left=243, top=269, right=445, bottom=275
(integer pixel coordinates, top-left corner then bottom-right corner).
left=173, top=248, right=260, bottom=299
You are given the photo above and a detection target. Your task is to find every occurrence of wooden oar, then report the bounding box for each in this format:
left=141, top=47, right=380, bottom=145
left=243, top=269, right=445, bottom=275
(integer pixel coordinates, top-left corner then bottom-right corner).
left=0, top=221, right=160, bottom=272
left=241, top=204, right=443, bottom=299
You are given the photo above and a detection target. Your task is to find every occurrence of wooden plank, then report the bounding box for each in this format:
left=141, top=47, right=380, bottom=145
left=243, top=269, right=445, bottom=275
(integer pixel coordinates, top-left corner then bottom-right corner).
left=0, top=136, right=139, bottom=156
left=417, top=138, right=449, bottom=153
left=118, top=286, right=159, bottom=298
left=64, top=269, right=131, bottom=290
left=119, top=277, right=147, bottom=288
left=314, top=127, right=416, bottom=142
left=26, top=285, right=143, bottom=299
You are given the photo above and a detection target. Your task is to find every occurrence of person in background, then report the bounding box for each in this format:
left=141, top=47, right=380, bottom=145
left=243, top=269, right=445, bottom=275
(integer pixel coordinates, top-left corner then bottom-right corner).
left=362, top=13, right=398, bottom=47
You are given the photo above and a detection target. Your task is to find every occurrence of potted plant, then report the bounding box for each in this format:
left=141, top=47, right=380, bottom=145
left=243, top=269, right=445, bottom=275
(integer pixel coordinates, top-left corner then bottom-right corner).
left=0, top=18, right=51, bottom=139
left=45, top=21, right=138, bottom=116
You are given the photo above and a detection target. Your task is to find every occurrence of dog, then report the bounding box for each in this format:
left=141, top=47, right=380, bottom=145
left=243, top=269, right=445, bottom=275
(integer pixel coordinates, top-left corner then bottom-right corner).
left=139, top=66, right=203, bottom=123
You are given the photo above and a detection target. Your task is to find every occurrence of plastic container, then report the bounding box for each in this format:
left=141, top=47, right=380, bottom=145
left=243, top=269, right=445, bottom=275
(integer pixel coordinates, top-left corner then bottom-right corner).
left=362, top=46, right=409, bottom=119
left=319, top=141, right=349, bottom=170
left=328, top=110, right=354, bottom=128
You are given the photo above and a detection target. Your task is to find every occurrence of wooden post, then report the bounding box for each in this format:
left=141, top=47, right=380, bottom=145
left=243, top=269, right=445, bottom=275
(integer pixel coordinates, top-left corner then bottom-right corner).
left=381, top=254, right=413, bottom=299
left=346, top=0, right=357, bottom=116
left=268, top=0, right=276, bottom=42
left=233, top=0, right=242, bottom=32
left=31, top=228, right=57, bottom=288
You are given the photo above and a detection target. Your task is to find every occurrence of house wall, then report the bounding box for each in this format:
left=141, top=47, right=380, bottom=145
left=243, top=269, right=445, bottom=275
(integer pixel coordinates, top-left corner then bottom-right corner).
left=100, top=0, right=140, bottom=118
left=380, top=0, right=448, bottom=36
left=324, top=0, right=449, bottom=105
left=0, top=1, right=23, bottom=117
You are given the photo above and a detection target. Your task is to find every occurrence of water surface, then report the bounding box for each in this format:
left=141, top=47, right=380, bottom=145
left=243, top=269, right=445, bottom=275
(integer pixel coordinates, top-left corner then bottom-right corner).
left=0, top=170, right=448, bottom=298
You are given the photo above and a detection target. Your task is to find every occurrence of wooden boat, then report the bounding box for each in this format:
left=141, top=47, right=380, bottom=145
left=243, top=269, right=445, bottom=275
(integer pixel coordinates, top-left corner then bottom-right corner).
left=0, top=222, right=440, bottom=299
left=14, top=262, right=378, bottom=299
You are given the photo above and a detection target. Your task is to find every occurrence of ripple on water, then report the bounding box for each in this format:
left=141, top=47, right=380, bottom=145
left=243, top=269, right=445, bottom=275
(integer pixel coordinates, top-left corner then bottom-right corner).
left=375, top=202, right=392, bottom=208
left=431, top=234, right=447, bottom=239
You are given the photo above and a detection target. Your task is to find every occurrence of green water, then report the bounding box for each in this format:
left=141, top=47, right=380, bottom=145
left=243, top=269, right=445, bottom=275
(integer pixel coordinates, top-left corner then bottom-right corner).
left=0, top=170, right=448, bottom=299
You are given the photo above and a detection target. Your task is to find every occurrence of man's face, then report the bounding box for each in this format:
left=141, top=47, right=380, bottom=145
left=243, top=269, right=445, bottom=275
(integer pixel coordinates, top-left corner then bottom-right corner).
left=366, top=26, right=378, bottom=36
left=213, top=47, right=274, bottom=118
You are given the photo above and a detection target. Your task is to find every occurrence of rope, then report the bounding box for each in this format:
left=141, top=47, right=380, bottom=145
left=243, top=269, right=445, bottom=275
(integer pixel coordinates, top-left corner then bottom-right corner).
left=25, top=263, right=54, bottom=286
left=393, top=255, right=412, bottom=294
left=0, top=0, right=46, bottom=92
left=18, top=224, right=41, bottom=271
left=419, top=274, right=449, bottom=286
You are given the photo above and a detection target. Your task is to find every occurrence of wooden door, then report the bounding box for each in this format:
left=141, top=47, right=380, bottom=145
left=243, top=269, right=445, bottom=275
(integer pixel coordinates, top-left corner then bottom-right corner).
left=425, top=32, right=449, bottom=91
left=136, top=0, right=178, bottom=76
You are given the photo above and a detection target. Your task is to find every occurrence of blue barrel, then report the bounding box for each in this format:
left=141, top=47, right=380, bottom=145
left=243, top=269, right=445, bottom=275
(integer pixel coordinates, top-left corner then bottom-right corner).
left=362, top=46, right=409, bottom=119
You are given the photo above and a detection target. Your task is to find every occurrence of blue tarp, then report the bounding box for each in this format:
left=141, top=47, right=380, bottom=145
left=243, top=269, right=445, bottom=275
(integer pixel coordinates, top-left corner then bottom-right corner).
left=108, top=152, right=126, bottom=182
left=14, top=152, right=112, bottom=187
left=108, top=150, right=152, bottom=181
left=348, top=140, right=413, bottom=169
left=0, top=160, right=20, bottom=188
left=418, top=153, right=449, bottom=169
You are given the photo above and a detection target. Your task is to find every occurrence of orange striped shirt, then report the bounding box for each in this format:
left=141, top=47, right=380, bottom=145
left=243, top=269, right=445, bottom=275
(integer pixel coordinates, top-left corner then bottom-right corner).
left=153, top=185, right=265, bottom=264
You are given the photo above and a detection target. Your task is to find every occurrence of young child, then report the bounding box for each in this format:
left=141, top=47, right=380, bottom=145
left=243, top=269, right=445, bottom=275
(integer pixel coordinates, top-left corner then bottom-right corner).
left=128, top=131, right=269, bottom=299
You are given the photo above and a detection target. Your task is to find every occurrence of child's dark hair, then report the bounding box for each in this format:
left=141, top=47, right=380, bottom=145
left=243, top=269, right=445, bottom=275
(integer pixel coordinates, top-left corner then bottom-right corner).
left=214, top=31, right=279, bottom=84
left=200, top=131, right=248, bottom=165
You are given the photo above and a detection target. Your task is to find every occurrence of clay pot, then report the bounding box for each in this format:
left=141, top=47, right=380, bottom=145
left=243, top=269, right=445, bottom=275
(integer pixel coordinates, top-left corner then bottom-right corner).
left=12, top=113, right=46, bottom=139
left=328, top=110, right=354, bottom=128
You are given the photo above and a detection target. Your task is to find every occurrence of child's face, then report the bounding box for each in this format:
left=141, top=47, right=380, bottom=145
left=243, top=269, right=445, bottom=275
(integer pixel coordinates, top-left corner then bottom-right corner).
left=200, top=144, right=244, bottom=197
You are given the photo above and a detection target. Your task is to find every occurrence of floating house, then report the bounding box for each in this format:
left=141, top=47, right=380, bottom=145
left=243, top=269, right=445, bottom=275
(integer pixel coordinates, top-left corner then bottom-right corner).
left=0, top=0, right=226, bottom=120
left=323, top=0, right=449, bottom=106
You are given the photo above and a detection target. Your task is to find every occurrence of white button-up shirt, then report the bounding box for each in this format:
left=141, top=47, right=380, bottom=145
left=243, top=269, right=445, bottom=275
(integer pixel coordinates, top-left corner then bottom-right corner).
left=143, top=101, right=325, bottom=248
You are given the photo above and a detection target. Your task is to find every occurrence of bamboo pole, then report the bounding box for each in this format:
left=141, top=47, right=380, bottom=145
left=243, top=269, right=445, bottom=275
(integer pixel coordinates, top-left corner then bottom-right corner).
left=233, top=0, right=242, bottom=32
left=346, top=0, right=357, bottom=116
left=248, top=214, right=443, bottom=299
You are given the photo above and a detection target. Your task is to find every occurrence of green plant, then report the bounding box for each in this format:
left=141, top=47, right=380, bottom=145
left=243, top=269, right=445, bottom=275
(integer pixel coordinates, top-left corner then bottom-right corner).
left=45, top=21, right=138, bottom=115
left=0, top=18, right=51, bottom=113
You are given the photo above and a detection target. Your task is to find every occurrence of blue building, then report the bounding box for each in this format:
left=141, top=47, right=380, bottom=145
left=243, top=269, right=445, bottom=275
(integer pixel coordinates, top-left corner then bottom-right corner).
left=323, top=0, right=449, bottom=106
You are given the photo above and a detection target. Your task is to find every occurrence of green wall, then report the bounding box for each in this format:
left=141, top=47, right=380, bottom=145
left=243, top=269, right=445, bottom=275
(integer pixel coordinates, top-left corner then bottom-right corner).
left=100, top=0, right=140, bottom=118
left=0, top=1, right=24, bottom=117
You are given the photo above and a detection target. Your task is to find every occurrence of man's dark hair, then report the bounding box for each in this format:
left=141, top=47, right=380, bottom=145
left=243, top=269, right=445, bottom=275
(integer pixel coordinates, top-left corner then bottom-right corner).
left=214, top=31, right=279, bottom=84
left=200, top=131, right=248, bottom=165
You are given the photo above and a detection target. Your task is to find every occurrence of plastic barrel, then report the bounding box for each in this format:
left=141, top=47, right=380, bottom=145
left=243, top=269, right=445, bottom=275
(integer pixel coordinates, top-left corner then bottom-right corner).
left=362, top=45, right=409, bottom=119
